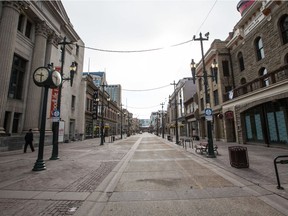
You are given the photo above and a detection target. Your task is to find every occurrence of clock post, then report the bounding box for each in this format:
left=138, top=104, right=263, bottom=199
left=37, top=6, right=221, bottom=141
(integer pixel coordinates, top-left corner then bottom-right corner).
left=32, top=85, right=49, bottom=171
left=32, top=65, right=62, bottom=171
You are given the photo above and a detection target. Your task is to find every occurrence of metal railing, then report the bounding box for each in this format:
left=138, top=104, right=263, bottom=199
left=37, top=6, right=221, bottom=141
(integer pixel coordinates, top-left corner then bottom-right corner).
left=224, top=65, right=288, bottom=101
left=273, top=155, right=288, bottom=190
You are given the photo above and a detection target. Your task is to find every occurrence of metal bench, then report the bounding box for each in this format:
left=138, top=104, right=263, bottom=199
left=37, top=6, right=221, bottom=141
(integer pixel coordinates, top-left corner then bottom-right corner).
left=195, top=142, right=218, bottom=155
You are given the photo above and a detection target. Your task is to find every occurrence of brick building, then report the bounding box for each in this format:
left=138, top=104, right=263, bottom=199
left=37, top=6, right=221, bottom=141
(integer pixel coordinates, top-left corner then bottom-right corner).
left=223, top=0, right=288, bottom=146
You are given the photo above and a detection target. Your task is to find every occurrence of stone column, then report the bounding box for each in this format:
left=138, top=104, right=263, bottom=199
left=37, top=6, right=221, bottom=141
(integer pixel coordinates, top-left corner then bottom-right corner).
left=0, top=1, right=28, bottom=134
left=24, top=21, right=51, bottom=131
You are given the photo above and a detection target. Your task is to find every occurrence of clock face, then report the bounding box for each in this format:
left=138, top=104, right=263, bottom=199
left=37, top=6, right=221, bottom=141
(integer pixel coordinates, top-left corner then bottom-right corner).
left=51, top=70, right=62, bottom=88
left=33, top=67, right=50, bottom=86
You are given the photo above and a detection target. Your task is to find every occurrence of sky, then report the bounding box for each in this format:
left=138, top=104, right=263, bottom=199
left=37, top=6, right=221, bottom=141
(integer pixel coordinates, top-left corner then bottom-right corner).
left=62, top=0, right=241, bottom=119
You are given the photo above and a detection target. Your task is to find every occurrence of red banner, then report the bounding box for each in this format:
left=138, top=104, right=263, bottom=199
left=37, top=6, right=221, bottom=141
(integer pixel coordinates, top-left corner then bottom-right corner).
left=50, top=67, right=61, bottom=117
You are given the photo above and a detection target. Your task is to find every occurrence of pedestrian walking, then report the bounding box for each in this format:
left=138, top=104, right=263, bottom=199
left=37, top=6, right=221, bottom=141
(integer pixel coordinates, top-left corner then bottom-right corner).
left=24, top=129, right=35, bottom=153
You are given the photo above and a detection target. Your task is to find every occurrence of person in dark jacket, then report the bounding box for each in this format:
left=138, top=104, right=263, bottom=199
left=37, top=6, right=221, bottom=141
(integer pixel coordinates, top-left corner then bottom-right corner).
left=24, top=129, right=35, bottom=153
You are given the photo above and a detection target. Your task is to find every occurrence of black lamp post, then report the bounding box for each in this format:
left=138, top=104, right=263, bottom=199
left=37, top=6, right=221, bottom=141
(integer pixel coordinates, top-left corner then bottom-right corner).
left=50, top=37, right=77, bottom=160
left=156, top=112, right=159, bottom=136
left=191, top=32, right=216, bottom=158
left=160, top=102, right=165, bottom=139
left=120, top=104, right=123, bottom=139
left=99, top=84, right=110, bottom=145
left=171, top=81, right=179, bottom=145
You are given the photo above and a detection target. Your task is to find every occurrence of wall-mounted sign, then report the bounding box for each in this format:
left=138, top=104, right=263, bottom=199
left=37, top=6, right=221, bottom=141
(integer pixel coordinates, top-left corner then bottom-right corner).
left=225, top=111, right=234, bottom=119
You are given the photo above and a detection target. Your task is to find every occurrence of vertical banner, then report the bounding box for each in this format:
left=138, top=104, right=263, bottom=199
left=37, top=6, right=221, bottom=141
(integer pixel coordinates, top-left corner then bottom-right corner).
left=50, top=66, right=61, bottom=117
left=50, top=88, right=59, bottom=117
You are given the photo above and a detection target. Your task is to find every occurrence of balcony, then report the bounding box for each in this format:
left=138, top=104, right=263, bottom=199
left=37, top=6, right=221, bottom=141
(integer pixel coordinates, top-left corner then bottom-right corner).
left=224, top=64, right=288, bottom=101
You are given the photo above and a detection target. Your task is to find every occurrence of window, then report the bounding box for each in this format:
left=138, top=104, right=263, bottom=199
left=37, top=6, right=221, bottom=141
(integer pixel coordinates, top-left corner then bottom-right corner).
left=17, top=14, right=24, bottom=31
left=12, top=113, right=21, bottom=133
left=198, top=79, right=202, bottom=91
left=200, top=98, right=204, bottom=111
left=17, top=14, right=33, bottom=39
left=222, top=60, right=230, bottom=77
left=255, top=37, right=265, bottom=60
left=71, top=95, right=76, bottom=110
left=279, top=15, right=288, bottom=44
left=237, top=52, right=245, bottom=71
left=25, top=20, right=32, bottom=38
left=225, top=86, right=233, bottom=101
left=8, top=55, right=26, bottom=99
left=213, top=90, right=219, bottom=106
left=259, top=67, right=269, bottom=87
left=76, top=44, right=80, bottom=56
left=211, top=67, right=218, bottom=83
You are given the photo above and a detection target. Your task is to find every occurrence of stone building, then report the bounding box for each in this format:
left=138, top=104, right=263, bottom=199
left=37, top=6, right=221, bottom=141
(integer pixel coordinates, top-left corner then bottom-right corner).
left=223, top=0, right=288, bottom=146
left=0, top=1, right=84, bottom=151
left=193, top=39, right=233, bottom=141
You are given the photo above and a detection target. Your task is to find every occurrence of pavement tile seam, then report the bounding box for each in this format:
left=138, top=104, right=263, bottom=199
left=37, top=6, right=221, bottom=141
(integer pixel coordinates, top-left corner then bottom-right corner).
left=95, top=138, right=142, bottom=203
left=259, top=195, right=288, bottom=216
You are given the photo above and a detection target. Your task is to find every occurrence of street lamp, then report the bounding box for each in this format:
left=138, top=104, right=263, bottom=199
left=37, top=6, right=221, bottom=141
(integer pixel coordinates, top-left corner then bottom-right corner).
left=120, top=104, right=123, bottom=139
left=160, top=102, right=165, bottom=139
left=191, top=32, right=216, bottom=158
left=100, top=84, right=110, bottom=145
left=50, top=37, right=77, bottom=160
left=171, top=81, right=179, bottom=145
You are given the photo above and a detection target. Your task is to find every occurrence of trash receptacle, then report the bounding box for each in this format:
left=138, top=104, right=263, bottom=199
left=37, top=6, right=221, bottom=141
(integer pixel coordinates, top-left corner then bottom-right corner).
left=228, top=146, right=249, bottom=168
left=112, top=136, right=115, bottom=141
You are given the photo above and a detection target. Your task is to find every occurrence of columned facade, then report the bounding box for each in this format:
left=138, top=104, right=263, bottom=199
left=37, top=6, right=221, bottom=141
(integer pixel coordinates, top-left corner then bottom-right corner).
left=24, top=21, right=51, bottom=132
left=0, top=1, right=84, bottom=151
left=0, top=1, right=27, bottom=134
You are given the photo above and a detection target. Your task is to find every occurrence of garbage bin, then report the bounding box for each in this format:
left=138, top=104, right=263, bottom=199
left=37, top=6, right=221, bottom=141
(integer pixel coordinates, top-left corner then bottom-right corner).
left=228, top=146, right=249, bottom=168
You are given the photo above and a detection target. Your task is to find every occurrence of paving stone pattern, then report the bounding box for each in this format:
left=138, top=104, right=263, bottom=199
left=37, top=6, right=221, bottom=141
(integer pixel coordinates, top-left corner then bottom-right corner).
left=63, top=161, right=118, bottom=192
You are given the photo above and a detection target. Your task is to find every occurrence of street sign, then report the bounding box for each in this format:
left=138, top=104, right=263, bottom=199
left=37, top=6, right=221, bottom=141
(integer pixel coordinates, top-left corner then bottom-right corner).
left=205, top=108, right=213, bottom=121
left=53, top=109, right=60, bottom=117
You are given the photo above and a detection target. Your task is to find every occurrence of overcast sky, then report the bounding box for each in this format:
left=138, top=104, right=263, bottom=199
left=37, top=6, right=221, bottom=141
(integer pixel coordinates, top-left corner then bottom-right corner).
left=62, top=0, right=241, bottom=119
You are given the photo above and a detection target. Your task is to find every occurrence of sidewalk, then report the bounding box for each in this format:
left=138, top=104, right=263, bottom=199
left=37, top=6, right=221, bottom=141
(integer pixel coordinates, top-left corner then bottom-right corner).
left=0, top=133, right=287, bottom=215
left=177, top=138, right=288, bottom=198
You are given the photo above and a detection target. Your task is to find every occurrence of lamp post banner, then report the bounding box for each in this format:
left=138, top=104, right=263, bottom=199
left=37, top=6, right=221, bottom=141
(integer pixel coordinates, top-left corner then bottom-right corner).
left=50, top=88, right=59, bottom=117
left=49, top=67, right=61, bottom=117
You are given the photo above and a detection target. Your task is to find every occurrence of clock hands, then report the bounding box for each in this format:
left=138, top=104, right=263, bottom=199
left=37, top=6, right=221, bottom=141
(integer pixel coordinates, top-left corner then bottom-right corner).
left=36, top=72, right=45, bottom=82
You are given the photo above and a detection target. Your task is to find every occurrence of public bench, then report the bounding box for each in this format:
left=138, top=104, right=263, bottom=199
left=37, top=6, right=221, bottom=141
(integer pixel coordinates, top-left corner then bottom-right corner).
left=195, top=142, right=218, bottom=155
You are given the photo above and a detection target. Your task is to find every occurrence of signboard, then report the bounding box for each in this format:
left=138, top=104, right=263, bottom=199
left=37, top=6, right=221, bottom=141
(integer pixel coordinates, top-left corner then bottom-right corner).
left=52, top=109, right=60, bottom=122
left=225, top=111, right=234, bottom=119
left=205, top=108, right=213, bottom=121
left=59, top=121, right=65, bottom=142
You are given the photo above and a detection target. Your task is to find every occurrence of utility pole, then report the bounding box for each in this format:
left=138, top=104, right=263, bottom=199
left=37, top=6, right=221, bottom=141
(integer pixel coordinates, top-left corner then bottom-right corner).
left=193, top=32, right=215, bottom=158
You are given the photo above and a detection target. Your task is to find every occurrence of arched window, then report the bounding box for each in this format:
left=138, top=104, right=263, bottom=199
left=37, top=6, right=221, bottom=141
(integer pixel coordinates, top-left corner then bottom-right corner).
left=255, top=37, right=265, bottom=61
left=259, top=67, right=269, bottom=87
left=279, top=15, right=288, bottom=44
left=238, top=52, right=245, bottom=71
